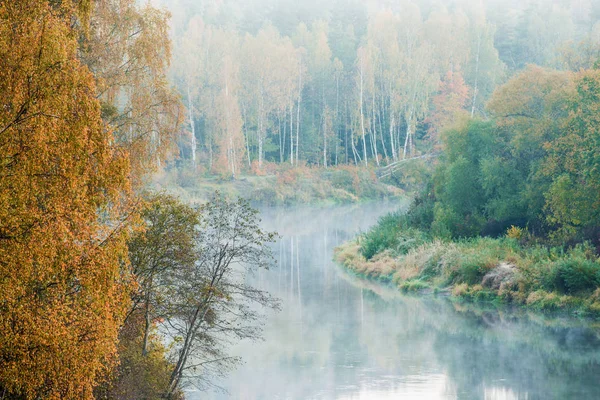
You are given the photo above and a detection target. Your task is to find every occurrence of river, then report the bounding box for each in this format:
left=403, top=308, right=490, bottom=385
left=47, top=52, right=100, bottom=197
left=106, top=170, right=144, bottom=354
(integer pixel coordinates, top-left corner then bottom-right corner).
left=190, top=201, right=600, bottom=400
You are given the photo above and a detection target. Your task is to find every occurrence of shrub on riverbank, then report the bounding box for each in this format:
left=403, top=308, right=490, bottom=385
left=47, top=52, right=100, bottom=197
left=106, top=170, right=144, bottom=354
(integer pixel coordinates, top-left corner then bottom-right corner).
left=335, top=228, right=600, bottom=317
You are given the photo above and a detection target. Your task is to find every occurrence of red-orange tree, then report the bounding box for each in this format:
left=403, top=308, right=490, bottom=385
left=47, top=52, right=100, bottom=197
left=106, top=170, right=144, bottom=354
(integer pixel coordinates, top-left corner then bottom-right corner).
left=0, top=1, right=132, bottom=398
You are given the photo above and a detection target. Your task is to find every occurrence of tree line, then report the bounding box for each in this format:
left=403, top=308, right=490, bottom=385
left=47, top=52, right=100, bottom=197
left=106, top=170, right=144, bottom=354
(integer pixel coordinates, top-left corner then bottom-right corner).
left=170, top=0, right=600, bottom=176
left=419, top=64, right=600, bottom=245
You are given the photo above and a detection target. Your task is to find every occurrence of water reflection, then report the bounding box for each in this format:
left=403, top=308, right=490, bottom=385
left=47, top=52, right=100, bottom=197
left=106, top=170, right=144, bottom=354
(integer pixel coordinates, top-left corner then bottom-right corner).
left=191, top=201, right=600, bottom=400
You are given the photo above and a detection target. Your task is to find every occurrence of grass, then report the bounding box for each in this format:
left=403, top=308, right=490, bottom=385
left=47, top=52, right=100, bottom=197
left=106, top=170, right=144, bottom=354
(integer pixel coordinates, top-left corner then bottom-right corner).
left=335, top=211, right=600, bottom=318
left=152, top=163, right=406, bottom=206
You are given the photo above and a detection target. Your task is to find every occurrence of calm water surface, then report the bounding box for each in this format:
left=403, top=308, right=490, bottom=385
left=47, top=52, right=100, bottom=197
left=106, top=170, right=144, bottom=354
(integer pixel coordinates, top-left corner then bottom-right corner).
left=191, top=201, right=600, bottom=400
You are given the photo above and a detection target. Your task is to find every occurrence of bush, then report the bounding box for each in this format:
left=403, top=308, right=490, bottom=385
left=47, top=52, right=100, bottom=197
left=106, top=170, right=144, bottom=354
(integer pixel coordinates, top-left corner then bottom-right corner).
left=442, top=238, right=508, bottom=285
left=399, top=279, right=429, bottom=293
left=506, top=225, right=525, bottom=240
left=526, top=290, right=561, bottom=311
left=360, top=212, right=404, bottom=260
left=404, top=185, right=435, bottom=230
left=550, top=257, right=600, bottom=294
left=360, top=212, right=429, bottom=260
left=249, top=187, right=279, bottom=206
left=457, top=259, right=488, bottom=285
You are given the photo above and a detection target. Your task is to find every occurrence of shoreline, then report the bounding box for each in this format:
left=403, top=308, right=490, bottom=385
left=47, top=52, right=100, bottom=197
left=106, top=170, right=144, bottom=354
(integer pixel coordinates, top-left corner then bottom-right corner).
left=334, top=239, right=600, bottom=320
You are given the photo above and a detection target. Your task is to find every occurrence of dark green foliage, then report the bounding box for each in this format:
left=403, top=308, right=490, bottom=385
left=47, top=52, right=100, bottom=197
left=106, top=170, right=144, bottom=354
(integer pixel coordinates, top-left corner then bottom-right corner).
left=360, top=212, right=405, bottom=260
left=403, top=183, right=435, bottom=230
left=454, top=260, right=488, bottom=285
left=399, top=279, right=429, bottom=293
left=541, top=247, right=600, bottom=294
left=553, top=259, right=600, bottom=294
left=359, top=212, right=429, bottom=260
left=428, top=119, right=535, bottom=239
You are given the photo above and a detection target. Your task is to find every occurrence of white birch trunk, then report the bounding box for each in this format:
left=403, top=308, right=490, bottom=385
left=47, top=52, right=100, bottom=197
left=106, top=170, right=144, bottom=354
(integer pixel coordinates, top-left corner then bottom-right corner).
left=390, top=114, right=396, bottom=161
left=187, top=85, right=196, bottom=166
left=359, top=55, right=368, bottom=167
left=371, top=96, right=379, bottom=166
left=296, top=65, right=302, bottom=166
left=471, top=32, right=482, bottom=118
left=290, top=102, right=294, bottom=165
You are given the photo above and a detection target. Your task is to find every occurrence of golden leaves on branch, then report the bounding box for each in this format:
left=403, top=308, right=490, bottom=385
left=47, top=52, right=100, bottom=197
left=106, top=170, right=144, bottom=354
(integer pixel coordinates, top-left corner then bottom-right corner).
left=82, top=0, right=183, bottom=184
left=0, top=1, right=133, bottom=398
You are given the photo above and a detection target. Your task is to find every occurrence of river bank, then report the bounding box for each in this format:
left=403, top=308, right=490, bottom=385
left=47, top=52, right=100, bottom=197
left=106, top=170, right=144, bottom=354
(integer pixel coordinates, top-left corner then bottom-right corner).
left=151, top=162, right=430, bottom=206
left=204, top=201, right=600, bottom=399
left=335, top=234, right=600, bottom=318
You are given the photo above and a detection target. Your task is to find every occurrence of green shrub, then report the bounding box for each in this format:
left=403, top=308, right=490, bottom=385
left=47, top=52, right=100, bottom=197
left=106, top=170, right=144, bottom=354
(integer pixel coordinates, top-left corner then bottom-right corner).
left=419, top=250, right=444, bottom=280
left=249, top=187, right=279, bottom=206
left=399, top=279, right=429, bottom=293
left=526, top=290, right=561, bottom=311
left=550, top=258, right=600, bottom=294
left=359, top=211, right=429, bottom=260
left=444, top=240, right=502, bottom=285
left=359, top=212, right=404, bottom=259
left=404, top=185, right=435, bottom=230
left=458, top=260, right=488, bottom=285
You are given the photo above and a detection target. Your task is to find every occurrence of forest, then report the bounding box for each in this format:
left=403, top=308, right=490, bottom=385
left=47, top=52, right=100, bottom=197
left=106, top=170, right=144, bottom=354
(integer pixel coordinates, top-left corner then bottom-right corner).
left=164, top=0, right=600, bottom=177
left=2, top=0, right=600, bottom=399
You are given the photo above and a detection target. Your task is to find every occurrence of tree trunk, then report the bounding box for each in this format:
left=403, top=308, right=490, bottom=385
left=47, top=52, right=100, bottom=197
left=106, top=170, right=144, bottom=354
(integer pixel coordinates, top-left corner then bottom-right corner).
left=296, top=64, right=302, bottom=166
left=403, top=110, right=413, bottom=159
left=187, top=85, right=196, bottom=166
left=335, top=74, right=340, bottom=166
left=371, top=96, right=379, bottom=166
left=242, top=103, right=251, bottom=168
left=290, top=102, right=294, bottom=165
left=141, top=289, right=151, bottom=357
left=389, top=114, right=396, bottom=161
left=208, top=137, right=213, bottom=170
left=378, top=94, right=388, bottom=161
left=258, top=91, right=264, bottom=167
left=471, top=32, right=482, bottom=118
left=359, top=55, right=368, bottom=167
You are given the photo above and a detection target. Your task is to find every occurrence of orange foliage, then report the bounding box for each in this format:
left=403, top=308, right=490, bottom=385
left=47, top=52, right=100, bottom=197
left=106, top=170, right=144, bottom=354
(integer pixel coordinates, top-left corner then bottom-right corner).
left=428, top=69, right=470, bottom=143
left=82, top=0, right=183, bottom=184
left=0, top=1, right=132, bottom=398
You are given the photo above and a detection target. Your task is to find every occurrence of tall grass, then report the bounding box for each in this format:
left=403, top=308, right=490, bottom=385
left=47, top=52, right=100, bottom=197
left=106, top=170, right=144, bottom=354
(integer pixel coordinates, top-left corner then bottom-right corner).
left=340, top=211, right=600, bottom=316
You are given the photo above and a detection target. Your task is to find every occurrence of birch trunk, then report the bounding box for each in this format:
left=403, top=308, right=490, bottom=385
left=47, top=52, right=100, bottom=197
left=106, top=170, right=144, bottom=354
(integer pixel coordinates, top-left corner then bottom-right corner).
left=187, top=85, right=196, bottom=166
left=359, top=55, right=368, bottom=167
left=389, top=114, right=396, bottom=161
left=296, top=63, right=302, bottom=166
left=290, top=102, right=294, bottom=165
left=323, top=85, right=327, bottom=168
left=403, top=110, right=413, bottom=159
left=471, top=32, right=482, bottom=118
left=371, top=96, right=379, bottom=166
left=378, top=94, right=388, bottom=161
left=257, top=87, right=265, bottom=167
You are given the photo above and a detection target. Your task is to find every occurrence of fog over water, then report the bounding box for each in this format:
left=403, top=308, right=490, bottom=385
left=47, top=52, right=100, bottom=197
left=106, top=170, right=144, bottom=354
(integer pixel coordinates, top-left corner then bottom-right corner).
left=187, top=202, right=600, bottom=400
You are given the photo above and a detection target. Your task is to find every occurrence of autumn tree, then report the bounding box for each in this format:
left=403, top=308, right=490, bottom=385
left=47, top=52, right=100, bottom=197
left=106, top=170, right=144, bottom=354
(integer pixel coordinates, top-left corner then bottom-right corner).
left=173, top=15, right=208, bottom=167
left=164, top=194, right=278, bottom=397
left=82, top=0, right=183, bottom=182
left=0, top=1, right=132, bottom=397
left=240, top=26, right=287, bottom=167
left=127, top=194, right=200, bottom=359
left=544, top=69, right=600, bottom=240
left=428, top=70, right=470, bottom=144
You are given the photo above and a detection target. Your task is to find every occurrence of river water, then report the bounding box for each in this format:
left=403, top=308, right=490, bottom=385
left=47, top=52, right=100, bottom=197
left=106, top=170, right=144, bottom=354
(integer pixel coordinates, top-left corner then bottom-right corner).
left=192, top=201, right=600, bottom=400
